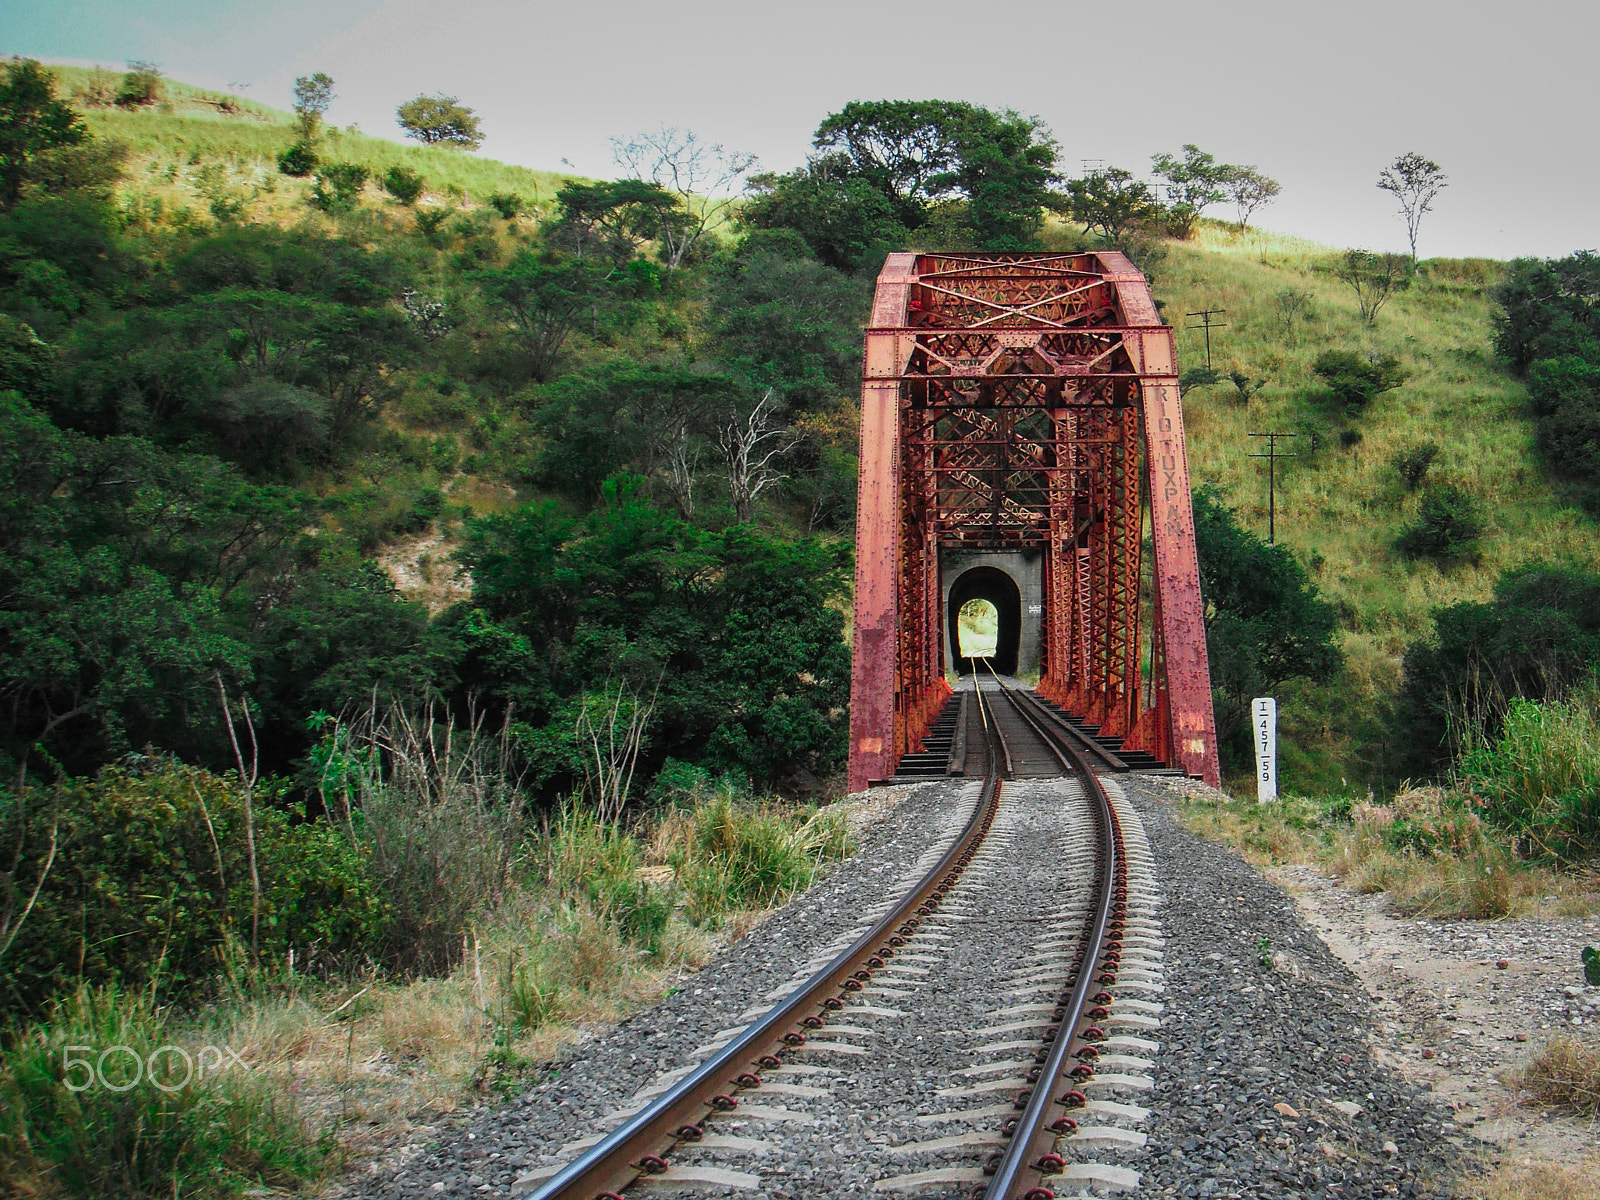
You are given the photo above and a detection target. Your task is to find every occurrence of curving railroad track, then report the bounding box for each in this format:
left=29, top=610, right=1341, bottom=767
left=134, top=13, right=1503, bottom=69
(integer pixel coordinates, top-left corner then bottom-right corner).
left=526, top=673, right=1161, bottom=1200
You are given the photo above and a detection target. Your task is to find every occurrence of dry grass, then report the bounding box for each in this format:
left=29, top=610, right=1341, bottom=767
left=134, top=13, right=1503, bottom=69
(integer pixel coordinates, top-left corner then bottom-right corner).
left=187, top=886, right=717, bottom=1145
left=1174, top=788, right=1600, bottom=920
left=1516, top=1037, right=1600, bottom=1118
left=1463, top=1160, right=1600, bottom=1200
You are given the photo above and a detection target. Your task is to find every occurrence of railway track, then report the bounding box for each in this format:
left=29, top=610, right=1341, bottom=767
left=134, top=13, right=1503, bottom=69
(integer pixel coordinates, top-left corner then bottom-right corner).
left=526, top=673, right=1162, bottom=1200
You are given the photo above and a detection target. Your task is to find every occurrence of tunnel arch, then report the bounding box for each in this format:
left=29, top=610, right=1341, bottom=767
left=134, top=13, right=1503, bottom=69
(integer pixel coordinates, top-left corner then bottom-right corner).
left=947, top=567, right=1021, bottom=675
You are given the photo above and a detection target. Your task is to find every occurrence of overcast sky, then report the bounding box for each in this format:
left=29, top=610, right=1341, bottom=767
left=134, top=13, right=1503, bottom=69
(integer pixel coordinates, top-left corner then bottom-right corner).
left=7, top=0, right=1595, bottom=261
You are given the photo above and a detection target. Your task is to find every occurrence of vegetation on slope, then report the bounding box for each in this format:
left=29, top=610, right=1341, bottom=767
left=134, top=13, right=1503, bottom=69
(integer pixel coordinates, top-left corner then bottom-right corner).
left=3, top=56, right=1599, bottom=1196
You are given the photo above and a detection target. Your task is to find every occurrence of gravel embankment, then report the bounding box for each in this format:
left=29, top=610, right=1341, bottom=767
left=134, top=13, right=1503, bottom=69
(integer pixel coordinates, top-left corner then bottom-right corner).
left=1117, top=775, right=1464, bottom=1199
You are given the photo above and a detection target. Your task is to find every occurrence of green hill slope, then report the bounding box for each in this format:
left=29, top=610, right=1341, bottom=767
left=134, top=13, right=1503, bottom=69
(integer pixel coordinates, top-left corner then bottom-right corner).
left=1145, top=227, right=1600, bottom=789
left=12, top=62, right=1595, bottom=795
left=44, top=62, right=575, bottom=216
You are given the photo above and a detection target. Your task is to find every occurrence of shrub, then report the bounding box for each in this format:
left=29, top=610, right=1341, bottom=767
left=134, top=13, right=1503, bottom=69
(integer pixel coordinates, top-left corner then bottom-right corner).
left=114, top=61, right=163, bottom=108
left=659, top=795, right=852, bottom=927
left=414, top=206, right=455, bottom=240
left=1312, top=349, right=1408, bottom=412
left=276, top=139, right=318, bottom=177
left=1517, top=1037, right=1600, bottom=1117
left=320, top=703, right=526, bottom=974
left=309, top=162, right=370, bottom=213
left=1457, top=688, right=1600, bottom=862
left=1395, top=482, right=1484, bottom=562
left=0, top=985, right=328, bottom=1199
left=1393, top=442, right=1440, bottom=490
left=0, top=761, right=385, bottom=1017
left=486, top=192, right=525, bottom=220
left=382, top=165, right=425, bottom=205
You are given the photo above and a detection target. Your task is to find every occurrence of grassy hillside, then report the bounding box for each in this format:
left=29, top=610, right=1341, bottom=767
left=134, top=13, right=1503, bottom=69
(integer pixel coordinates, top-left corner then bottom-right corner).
left=44, top=63, right=576, bottom=218
left=1138, top=225, right=1600, bottom=789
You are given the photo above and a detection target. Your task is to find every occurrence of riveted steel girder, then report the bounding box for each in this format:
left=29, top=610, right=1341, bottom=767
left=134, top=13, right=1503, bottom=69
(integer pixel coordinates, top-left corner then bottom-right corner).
left=847, top=252, right=1219, bottom=789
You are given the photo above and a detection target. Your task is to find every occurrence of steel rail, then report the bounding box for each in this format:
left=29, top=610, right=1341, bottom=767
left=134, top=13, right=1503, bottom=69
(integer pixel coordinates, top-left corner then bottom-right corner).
left=1010, top=687, right=1131, bottom=774
left=979, top=672, right=1125, bottom=1200
left=528, top=691, right=1006, bottom=1200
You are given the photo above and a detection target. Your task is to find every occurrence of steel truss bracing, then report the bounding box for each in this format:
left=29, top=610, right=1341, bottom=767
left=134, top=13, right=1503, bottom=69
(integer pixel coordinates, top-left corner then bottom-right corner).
left=848, top=252, right=1220, bottom=789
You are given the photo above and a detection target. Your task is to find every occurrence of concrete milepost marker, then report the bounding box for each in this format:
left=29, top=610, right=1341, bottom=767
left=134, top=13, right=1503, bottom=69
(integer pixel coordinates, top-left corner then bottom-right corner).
left=1253, top=697, right=1277, bottom=802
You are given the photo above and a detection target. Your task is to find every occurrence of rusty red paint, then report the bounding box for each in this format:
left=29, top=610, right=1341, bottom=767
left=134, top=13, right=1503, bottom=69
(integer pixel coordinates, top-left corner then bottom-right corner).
left=847, top=252, right=1219, bottom=789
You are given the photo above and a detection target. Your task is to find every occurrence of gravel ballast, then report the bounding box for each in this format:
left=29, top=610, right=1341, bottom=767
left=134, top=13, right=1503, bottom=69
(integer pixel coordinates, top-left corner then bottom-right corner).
left=343, top=774, right=1467, bottom=1200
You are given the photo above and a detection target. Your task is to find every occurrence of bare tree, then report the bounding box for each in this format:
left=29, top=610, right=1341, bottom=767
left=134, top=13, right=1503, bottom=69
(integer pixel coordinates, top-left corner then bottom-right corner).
left=1334, top=249, right=1411, bottom=326
left=1222, top=165, right=1281, bottom=230
left=611, top=126, right=757, bottom=270
left=215, top=673, right=262, bottom=963
left=720, top=389, right=798, bottom=524
left=1272, top=288, right=1313, bottom=342
left=0, top=801, right=57, bottom=966
left=1377, top=152, right=1447, bottom=260
left=574, top=682, right=655, bottom=824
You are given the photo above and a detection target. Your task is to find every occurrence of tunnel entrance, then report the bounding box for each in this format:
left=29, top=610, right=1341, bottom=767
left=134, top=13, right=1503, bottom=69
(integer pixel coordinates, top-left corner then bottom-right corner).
left=948, top=567, right=1021, bottom=675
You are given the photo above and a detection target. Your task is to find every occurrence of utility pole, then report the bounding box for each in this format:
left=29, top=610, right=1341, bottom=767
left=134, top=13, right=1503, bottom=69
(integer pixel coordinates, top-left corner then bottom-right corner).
left=1247, top=431, right=1297, bottom=543
left=1186, top=308, right=1227, bottom=369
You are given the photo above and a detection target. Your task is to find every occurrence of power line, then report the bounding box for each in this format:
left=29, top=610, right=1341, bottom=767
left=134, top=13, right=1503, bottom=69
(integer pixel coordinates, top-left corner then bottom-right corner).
left=1247, top=431, right=1297, bottom=544
left=1186, top=308, right=1227, bottom=369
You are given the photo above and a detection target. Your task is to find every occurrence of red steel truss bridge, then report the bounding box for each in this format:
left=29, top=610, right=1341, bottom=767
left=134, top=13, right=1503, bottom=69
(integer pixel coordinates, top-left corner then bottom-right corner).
left=847, top=251, right=1220, bottom=790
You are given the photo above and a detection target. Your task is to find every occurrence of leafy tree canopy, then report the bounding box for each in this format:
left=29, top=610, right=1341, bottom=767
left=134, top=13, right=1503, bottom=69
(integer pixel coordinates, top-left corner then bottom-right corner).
left=1394, top=564, right=1600, bottom=777
left=1192, top=487, right=1342, bottom=772
left=396, top=93, right=483, bottom=149
left=745, top=99, right=1057, bottom=265
left=0, top=59, right=90, bottom=209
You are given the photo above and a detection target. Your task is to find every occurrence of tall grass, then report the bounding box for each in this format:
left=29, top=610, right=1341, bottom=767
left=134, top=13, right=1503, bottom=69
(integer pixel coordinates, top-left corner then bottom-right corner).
left=1457, top=685, right=1600, bottom=862
left=0, top=986, right=329, bottom=1199
left=651, top=792, right=853, bottom=927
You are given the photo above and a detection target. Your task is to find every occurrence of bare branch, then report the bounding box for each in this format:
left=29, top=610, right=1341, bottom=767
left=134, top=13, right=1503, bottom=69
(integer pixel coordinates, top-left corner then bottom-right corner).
left=610, top=125, right=758, bottom=270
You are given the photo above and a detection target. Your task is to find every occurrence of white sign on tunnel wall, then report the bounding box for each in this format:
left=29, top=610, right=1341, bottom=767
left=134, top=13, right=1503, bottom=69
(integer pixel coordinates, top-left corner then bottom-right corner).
left=1252, top=697, right=1277, bottom=802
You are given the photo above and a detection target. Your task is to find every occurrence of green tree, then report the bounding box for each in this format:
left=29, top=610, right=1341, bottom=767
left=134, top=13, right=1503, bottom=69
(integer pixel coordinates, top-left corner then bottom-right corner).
left=1395, top=482, right=1485, bottom=563
left=291, top=72, right=335, bottom=138
left=811, top=100, right=969, bottom=229
left=1334, top=248, right=1411, bottom=325
left=709, top=239, right=866, bottom=410
left=1491, top=252, right=1600, bottom=373
left=741, top=159, right=909, bottom=272
left=1377, top=151, right=1447, bottom=260
left=1395, top=565, right=1600, bottom=776
left=471, top=252, right=600, bottom=382
left=0, top=60, right=89, bottom=209
left=1191, top=487, right=1342, bottom=772
left=456, top=484, right=851, bottom=788
left=396, top=94, right=483, bottom=149
left=750, top=100, right=1056, bottom=258
left=1151, top=143, right=1231, bottom=238
left=114, top=60, right=163, bottom=108
left=947, top=106, right=1058, bottom=248
left=529, top=360, right=740, bottom=514
left=1221, top=164, right=1280, bottom=230
left=1311, top=349, right=1408, bottom=412
left=1064, top=167, right=1155, bottom=242
left=550, top=179, right=682, bottom=264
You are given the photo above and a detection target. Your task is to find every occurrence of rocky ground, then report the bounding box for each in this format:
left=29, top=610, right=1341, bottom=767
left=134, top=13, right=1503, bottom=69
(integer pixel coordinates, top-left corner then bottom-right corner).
left=1264, top=848, right=1600, bottom=1183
